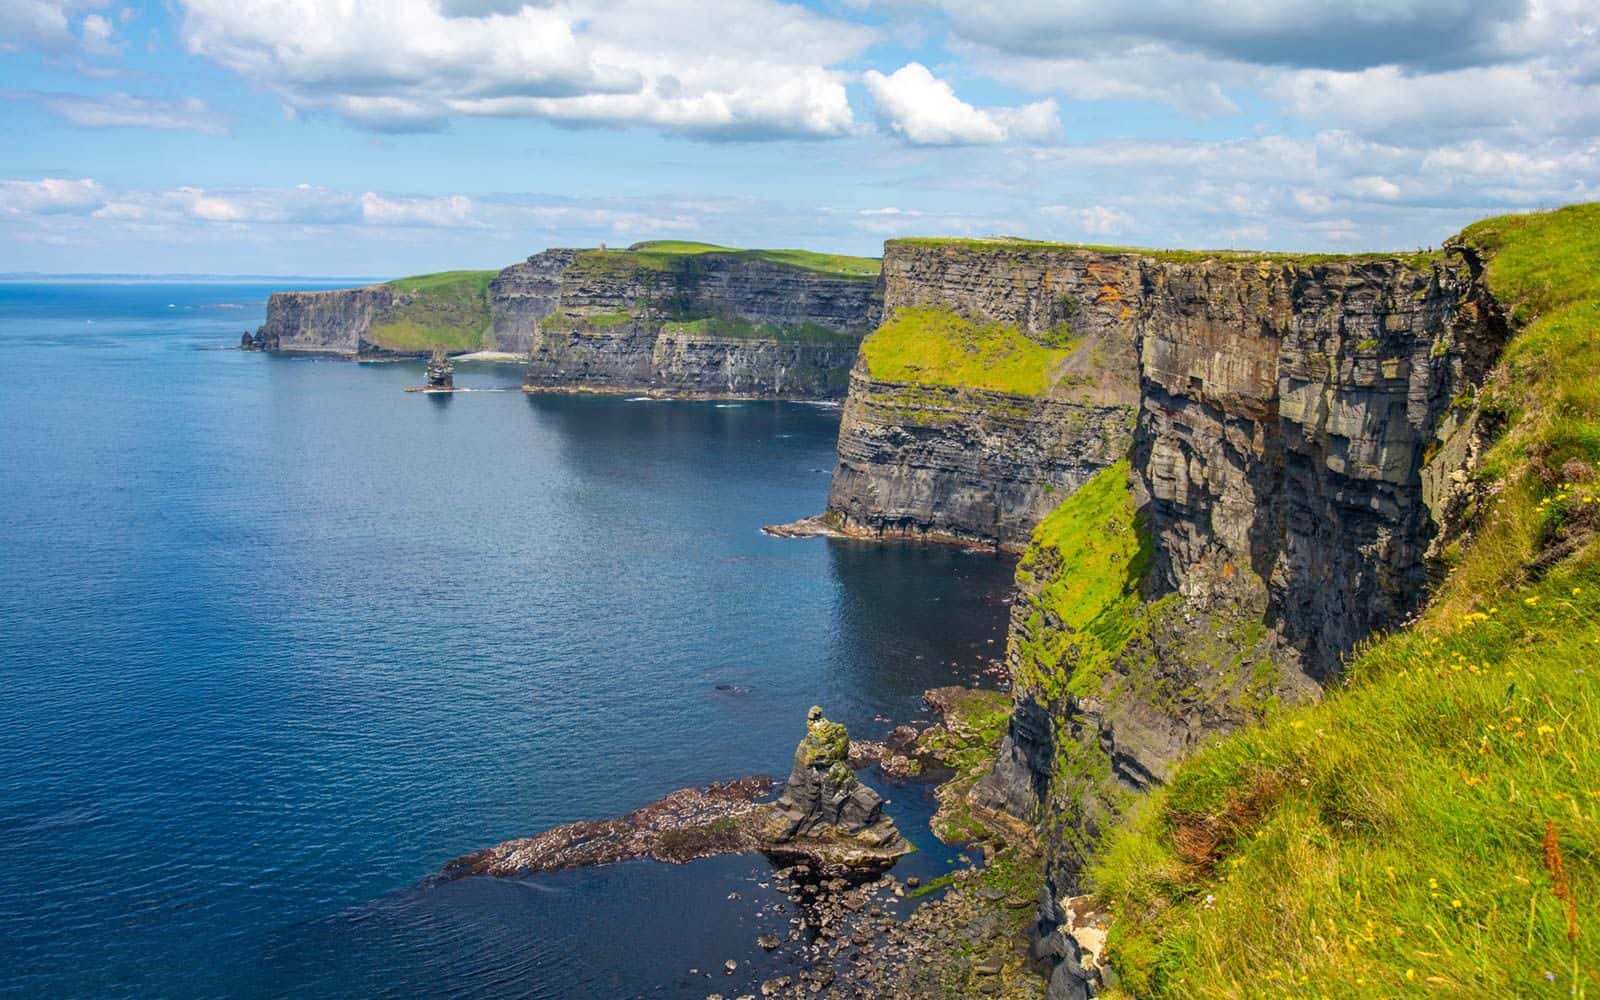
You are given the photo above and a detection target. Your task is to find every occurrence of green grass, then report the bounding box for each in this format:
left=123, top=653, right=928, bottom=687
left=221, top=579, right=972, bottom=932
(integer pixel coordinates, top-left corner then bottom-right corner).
left=887, top=237, right=1443, bottom=268
left=583, top=240, right=881, bottom=279
left=860, top=305, right=1079, bottom=396
left=1089, top=203, right=1600, bottom=997
left=369, top=269, right=496, bottom=352
left=660, top=315, right=862, bottom=343
left=1012, top=460, right=1152, bottom=703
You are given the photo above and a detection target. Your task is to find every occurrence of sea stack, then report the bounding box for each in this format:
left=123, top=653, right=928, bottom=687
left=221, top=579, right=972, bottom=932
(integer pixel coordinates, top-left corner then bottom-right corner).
left=424, top=349, right=455, bottom=390
left=760, top=706, right=910, bottom=873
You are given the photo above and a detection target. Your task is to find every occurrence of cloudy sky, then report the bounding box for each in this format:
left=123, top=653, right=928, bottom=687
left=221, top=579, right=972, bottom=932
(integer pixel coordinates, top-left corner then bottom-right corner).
left=2, top=0, right=1595, bottom=275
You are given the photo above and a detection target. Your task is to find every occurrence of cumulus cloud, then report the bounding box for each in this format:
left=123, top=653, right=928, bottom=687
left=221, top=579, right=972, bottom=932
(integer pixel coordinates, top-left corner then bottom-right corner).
left=862, top=63, right=1059, bottom=145
left=4, top=91, right=229, bottom=134
left=176, top=0, right=870, bottom=139
left=0, top=0, right=120, bottom=56
left=877, top=0, right=1600, bottom=142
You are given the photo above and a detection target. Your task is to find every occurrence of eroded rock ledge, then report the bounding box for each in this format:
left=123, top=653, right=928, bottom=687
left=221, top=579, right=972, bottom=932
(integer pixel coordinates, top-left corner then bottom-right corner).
left=441, top=707, right=909, bottom=882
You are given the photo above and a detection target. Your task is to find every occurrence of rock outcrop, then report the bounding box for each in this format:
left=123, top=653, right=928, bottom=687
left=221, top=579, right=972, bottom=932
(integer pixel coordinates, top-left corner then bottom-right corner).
left=765, top=706, right=906, bottom=856
left=423, top=349, right=455, bottom=390
left=443, top=707, right=907, bottom=881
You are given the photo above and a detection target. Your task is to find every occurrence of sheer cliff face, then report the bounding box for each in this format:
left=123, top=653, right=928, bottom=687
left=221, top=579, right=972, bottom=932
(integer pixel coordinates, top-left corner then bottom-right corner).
left=504, top=249, right=881, bottom=397
left=254, top=247, right=880, bottom=397
left=956, top=246, right=1508, bottom=912
left=1135, top=257, right=1505, bottom=678
left=823, top=244, right=1144, bottom=549
left=255, top=286, right=398, bottom=354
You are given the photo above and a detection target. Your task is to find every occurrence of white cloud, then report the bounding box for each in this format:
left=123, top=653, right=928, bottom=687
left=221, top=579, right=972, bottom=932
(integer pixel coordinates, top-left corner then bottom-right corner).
left=862, top=62, right=1060, bottom=145
left=0, top=177, right=106, bottom=214
left=875, top=0, right=1600, bottom=142
left=1040, top=204, right=1133, bottom=236
left=359, top=193, right=478, bottom=228
left=176, top=0, right=870, bottom=139
left=0, top=1, right=120, bottom=57
left=4, top=91, right=229, bottom=134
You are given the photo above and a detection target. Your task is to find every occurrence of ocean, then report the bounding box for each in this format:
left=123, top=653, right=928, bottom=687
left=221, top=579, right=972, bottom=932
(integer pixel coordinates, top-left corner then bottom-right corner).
left=0, top=282, right=1015, bottom=998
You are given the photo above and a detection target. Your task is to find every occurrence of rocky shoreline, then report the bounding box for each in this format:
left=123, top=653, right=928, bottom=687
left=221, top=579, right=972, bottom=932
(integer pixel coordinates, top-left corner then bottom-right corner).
left=438, top=688, right=1057, bottom=998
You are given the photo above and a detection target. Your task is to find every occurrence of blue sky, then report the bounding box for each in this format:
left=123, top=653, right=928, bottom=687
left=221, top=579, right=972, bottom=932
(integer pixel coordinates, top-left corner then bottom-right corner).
left=2, top=0, right=1596, bottom=276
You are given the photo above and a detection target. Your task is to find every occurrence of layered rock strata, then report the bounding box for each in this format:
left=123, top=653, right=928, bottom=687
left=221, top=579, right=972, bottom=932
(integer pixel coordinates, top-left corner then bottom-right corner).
left=252, top=245, right=881, bottom=397
left=821, top=242, right=1144, bottom=550
left=952, top=244, right=1510, bottom=980
left=511, top=247, right=880, bottom=397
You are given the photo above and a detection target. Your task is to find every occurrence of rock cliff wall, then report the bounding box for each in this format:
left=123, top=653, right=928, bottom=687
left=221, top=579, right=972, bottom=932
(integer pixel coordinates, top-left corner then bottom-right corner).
left=250, top=271, right=495, bottom=357
left=947, top=243, right=1510, bottom=971
left=823, top=242, right=1144, bottom=549
left=250, top=286, right=399, bottom=355
left=250, top=245, right=880, bottom=398
left=513, top=247, right=881, bottom=397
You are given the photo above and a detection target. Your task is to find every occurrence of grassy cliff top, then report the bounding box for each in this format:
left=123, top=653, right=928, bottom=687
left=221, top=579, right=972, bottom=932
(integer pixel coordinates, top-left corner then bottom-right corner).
left=581, top=241, right=881, bottom=279
left=1089, top=202, right=1600, bottom=996
left=369, top=269, right=496, bottom=352
left=886, top=235, right=1443, bottom=268
left=384, top=269, right=497, bottom=296
left=860, top=305, right=1078, bottom=396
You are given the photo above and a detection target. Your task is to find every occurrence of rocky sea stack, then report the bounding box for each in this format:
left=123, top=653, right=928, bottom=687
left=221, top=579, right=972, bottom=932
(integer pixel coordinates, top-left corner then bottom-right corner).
left=756, top=706, right=910, bottom=874
left=423, top=349, right=454, bottom=390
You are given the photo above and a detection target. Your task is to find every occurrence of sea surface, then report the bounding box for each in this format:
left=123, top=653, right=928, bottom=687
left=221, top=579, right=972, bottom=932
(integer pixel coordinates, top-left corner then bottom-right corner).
left=0, top=283, right=1017, bottom=999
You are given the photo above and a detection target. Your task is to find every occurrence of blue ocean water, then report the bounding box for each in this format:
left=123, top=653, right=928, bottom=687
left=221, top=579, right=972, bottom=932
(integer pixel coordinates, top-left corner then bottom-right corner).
left=0, top=283, right=1016, bottom=999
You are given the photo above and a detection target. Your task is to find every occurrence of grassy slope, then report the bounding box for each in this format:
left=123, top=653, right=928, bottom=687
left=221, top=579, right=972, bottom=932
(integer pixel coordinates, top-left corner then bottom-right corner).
left=369, top=270, right=496, bottom=352
left=861, top=305, right=1078, bottom=397
left=594, top=240, right=881, bottom=279
left=1090, top=203, right=1600, bottom=997
left=1012, top=459, right=1152, bottom=703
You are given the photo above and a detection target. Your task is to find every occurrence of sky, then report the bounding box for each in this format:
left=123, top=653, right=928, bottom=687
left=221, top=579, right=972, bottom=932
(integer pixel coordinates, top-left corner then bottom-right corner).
left=1, top=0, right=1596, bottom=276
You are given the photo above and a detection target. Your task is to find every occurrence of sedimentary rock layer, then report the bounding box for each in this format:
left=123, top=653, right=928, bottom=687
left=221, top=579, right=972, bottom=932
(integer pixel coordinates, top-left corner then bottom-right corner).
left=823, top=242, right=1145, bottom=549
left=962, top=244, right=1508, bottom=957
left=512, top=248, right=881, bottom=397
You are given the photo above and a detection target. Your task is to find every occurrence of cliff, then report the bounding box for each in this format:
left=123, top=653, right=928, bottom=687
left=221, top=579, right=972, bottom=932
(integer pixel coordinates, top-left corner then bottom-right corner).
left=823, top=243, right=1144, bottom=549
left=965, top=245, right=1505, bottom=933
left=1086, top=204, right=1600, bottom=998
left=511, top=242, right=881, bottom=397
left=248, top=271, right=495, bottom=356
left=251, top=242, right=881, bottom=398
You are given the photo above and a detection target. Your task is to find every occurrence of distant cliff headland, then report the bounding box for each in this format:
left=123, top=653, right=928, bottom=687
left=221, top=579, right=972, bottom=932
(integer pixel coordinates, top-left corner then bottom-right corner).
left=247, top=203, right=1600, bottom=998
left=244, top=241, right=882, bottom=399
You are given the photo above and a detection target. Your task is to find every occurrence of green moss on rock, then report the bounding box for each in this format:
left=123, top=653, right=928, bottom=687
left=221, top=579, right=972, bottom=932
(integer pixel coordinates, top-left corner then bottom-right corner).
left=861, top=305, right=1079, bottom=397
